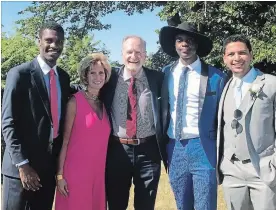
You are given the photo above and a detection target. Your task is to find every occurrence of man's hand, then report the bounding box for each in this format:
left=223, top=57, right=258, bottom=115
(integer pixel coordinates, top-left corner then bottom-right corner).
left=18, top=164, right=42, bottom=191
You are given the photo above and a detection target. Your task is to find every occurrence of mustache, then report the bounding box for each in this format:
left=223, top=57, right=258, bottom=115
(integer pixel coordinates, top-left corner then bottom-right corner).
left=47, top=47, right=61, bottom=51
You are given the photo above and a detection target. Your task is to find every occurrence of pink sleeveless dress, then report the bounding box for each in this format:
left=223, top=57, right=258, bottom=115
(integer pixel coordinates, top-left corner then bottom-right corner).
left=55, top=91, right=111, bottom=210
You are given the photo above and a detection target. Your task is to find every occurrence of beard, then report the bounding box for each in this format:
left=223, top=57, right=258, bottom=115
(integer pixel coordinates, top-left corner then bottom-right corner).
left=126, top=63, right=142, bottom=72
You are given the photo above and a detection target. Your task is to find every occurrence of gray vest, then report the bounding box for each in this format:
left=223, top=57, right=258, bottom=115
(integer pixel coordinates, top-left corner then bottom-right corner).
left=223, top=82, right=250, bottom=161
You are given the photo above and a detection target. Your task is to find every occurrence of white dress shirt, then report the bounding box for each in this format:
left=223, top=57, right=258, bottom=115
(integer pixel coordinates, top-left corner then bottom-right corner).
left=232, top=67, right=258, bottom=107
left=167, top=57, right=202, bottom=140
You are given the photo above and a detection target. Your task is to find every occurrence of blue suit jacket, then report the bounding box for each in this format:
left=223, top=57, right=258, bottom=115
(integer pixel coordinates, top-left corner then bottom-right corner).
left=161, top=60, right=228, bottom=167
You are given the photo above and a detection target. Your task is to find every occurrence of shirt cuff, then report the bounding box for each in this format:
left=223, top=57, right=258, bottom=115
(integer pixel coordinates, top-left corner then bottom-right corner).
left=15, top=159, right=29, bottom=167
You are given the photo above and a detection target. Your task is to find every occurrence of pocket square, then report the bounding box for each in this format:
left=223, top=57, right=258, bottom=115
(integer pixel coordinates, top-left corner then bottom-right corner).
left=206, top=91, right=216, bottom=96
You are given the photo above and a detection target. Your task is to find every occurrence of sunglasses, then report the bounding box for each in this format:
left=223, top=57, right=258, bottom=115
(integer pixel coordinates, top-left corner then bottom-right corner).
left=231, top=109, right=243, bottom=134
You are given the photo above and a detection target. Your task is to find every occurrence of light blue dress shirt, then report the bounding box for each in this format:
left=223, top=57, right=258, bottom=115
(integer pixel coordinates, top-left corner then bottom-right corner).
left=232, top=67, right=258, bottom=107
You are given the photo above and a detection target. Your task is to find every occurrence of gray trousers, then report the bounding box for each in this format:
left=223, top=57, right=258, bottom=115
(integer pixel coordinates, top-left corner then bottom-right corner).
left=220, top=156, right=276, bottom=210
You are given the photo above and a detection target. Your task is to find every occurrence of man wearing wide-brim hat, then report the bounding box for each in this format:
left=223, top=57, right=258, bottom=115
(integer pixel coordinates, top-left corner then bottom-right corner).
left=160, top=22, right=228, bottom=210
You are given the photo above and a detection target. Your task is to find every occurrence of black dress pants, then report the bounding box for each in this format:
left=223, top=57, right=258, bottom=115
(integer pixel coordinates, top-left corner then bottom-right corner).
left=2, top=172, right=56, bottom=210
left=106, top=136, right=161, bottom=210
left=2, top=138, right=61, bottom=210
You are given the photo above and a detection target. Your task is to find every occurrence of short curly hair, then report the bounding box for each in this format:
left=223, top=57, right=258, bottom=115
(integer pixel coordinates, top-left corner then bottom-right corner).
left=39, top=21, right=64, bottom=38
left=78, top=52, right=111, bottom=86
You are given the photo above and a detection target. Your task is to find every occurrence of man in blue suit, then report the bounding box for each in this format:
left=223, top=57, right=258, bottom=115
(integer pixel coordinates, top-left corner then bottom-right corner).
left=160, top=22, right=228, bottom=210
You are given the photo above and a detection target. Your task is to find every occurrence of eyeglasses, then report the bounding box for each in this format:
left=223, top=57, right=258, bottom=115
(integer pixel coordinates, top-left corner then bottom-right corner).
left=231, top=109, right=243, bottom=134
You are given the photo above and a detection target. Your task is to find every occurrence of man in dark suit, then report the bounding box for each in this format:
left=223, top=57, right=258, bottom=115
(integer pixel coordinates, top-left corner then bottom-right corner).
left=101, top=35, right=166, bottom=210
left=2, top=21, right=71, bottom=210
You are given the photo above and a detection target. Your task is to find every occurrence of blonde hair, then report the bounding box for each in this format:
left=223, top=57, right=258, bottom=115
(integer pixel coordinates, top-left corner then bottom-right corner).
left=78, top=52, right=111, bottom=86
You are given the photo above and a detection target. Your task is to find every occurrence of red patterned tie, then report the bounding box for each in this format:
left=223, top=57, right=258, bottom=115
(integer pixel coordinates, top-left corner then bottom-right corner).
left=50, top=69, right=59, bottom=138
left=126, top=77, right=137, bottom=138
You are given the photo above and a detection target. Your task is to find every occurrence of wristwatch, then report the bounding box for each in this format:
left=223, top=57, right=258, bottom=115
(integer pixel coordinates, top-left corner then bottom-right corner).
left=56, top=174, right=63, bottom=181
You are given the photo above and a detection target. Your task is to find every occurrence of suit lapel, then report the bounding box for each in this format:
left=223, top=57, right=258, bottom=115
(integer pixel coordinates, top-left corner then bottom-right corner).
left=57, top=67, right=67, bottom=118
left=216, top=77, right=232, bottom=161
left=161, top=66, right=171, bottom=133
left=238, top=72, right=265, bottom=116
left=217, top=78, right=233, bottom=128
left=30, top=58, right=52, bottom=121
left=102, top=67, right=120, bottom=113
left=161, top=61, right=178, bottom=133
left=198, top=61, right=209, bottom=123
left=144, top=68, right=158, bottom=129
left=110, top=67, right=121, bottom=101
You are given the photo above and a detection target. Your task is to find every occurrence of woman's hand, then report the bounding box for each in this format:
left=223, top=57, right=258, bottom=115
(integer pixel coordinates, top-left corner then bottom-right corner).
left=57, top=178, right=69, bottom=197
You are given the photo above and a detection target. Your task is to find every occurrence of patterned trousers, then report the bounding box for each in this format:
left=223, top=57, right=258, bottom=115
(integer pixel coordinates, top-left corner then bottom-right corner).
left=167, top=138, right=217, bottom=210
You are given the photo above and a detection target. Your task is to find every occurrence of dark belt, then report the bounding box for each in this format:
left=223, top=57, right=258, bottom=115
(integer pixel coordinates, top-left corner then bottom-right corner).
left=231, top=155, right=251, bottom=164
left=112, top=135, right=154, bottom=145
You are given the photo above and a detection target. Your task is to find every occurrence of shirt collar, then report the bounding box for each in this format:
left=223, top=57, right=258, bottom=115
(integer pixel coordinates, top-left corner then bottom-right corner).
left=177, top=56, right=201, bottom=73
left=232, top=67, right=257, bottom=85
left=37, top=55, right=58, bottom=75
left=122, top=66, right=144, bottom=81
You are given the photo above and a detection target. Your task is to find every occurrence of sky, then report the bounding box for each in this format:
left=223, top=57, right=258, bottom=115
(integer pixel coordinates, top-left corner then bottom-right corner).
left=1, top=1, right=168, bottom=63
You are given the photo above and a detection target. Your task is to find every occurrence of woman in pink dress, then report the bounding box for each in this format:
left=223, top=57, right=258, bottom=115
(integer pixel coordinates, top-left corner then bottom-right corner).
left=55, top=53, right=111, bottom=210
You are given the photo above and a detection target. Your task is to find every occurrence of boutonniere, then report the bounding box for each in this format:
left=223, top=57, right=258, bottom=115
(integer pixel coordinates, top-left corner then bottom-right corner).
left=249, top=84, right=262, bottom=100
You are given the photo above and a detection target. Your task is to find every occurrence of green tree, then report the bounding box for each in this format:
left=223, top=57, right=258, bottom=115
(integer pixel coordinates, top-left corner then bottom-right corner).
left=156, top=1, right=276, bottom=70
left=110, top=60, right=122, bottom=68
left=145, top=48, right=176, bottom=71
left=16, top=1, right=161, bottom=39
left=1, top=31, right=108, bottom=83
left=13, top=1, right=165, bottom=72
left=1, top=31, right=38, bottom=80
left=59, top=35, right=109, bottom=83
left=10, top=1, right=276, bottom=72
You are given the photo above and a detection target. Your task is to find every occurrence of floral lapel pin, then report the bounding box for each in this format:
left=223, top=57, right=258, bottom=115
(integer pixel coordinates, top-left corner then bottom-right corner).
left=249, top=83, right=263, bottom=100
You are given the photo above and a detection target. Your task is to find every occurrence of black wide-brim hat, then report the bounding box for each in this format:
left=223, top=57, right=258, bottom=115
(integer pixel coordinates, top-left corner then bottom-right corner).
left=159, top=22, right=213, bottom=58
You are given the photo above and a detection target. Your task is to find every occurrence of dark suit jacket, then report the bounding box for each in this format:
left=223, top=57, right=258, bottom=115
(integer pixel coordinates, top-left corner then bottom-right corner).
left=1, top=57, right=71, bottom=178
left=100, top=66, right=167, bottom=168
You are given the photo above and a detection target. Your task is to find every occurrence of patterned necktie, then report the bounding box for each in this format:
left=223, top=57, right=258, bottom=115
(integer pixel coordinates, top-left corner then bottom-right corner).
left=50, top=69, right=59, bottom=138
left=234, top=79, right=243, bottom=108
left=175, top=67, right=189, bottom=140
left=126, top=77, right=137, bottom=138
